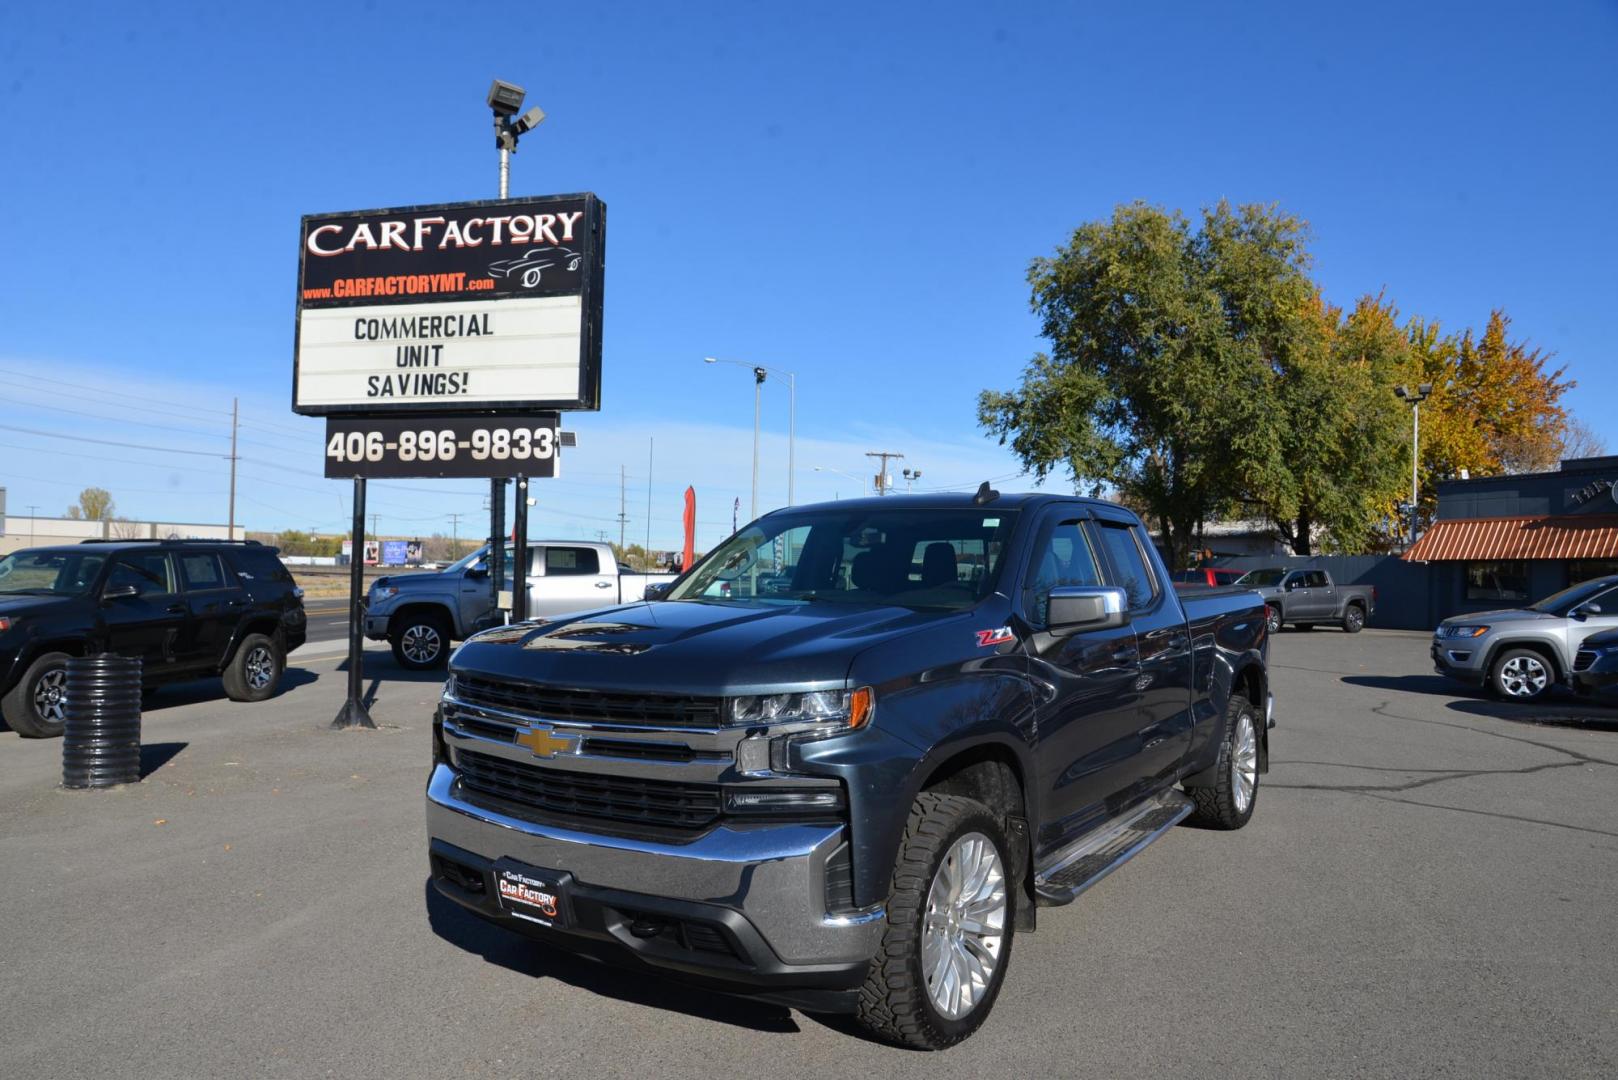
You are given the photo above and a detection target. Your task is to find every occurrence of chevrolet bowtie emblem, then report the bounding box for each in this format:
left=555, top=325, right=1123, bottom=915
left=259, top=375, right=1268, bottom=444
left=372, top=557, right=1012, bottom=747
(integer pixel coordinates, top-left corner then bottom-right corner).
left=516, top=726, right=579, bottom=759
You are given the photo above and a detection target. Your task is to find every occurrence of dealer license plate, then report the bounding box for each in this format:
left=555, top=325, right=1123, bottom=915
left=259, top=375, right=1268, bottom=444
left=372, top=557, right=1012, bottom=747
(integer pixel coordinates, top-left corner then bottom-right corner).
left=494, top=859, right=572, bottom=929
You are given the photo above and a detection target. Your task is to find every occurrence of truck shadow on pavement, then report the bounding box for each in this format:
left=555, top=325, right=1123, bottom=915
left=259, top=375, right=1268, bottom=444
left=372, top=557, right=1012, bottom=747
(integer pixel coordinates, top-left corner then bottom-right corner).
left=140, top=668, right=321, bottom=713
left=332, top=657, right=449, bottom=710
left=421, top=880, right=804, bottom=1034
left=1340, top=675, right=1618, bottom=731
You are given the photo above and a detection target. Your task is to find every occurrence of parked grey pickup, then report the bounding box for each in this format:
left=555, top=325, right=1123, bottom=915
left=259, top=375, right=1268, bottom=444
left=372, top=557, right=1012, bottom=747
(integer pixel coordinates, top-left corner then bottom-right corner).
left=365, top=541, right=673, bottom=670
left=1236, top=566, right=1375, bottom=634
left=425, top=490, right=1273, bottom=1049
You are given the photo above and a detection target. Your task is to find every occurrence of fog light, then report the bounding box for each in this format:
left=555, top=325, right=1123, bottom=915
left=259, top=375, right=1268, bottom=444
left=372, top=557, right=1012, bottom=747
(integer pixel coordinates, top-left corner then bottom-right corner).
left=723, top=787, right=845, bottom=815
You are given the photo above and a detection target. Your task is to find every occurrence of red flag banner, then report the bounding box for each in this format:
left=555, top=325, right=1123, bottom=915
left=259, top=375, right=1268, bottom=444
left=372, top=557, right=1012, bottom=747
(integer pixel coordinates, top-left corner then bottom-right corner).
left=681, top=487, right=697, bottom=572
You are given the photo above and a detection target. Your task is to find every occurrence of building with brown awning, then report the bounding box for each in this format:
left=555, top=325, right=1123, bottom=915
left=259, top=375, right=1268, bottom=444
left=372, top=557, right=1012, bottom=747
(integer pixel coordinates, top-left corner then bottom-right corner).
left=1403, top=455, right=1618, bottom=615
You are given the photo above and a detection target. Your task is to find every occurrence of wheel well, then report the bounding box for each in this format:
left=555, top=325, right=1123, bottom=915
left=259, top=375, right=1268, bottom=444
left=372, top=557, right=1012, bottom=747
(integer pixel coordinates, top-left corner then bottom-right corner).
left=227, top=618, right=281, bottom=660
left=389, top=603, right=452, bottom=634
left=1345, top=598, right=1365, bottom=610
left=920, top=744, right=1034, bottom=928
left=1235, top=662, right=1264, bottom=710
left=33, top=639, right=87, bottom=660
left=1486, top=639, right=1564, bottom=682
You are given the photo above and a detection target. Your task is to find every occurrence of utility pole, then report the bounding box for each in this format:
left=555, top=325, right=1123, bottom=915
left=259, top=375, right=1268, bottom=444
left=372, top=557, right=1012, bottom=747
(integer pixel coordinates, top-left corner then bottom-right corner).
left=447, top=512, right=463, bottom=559
left=617, top=464, right=629, bottom=552
left=866, top=451, right=904, bottom=496
left=27, top=505, right=38, bottom=545
left=369, top=513, right=379, bottom=540
left=227, top=397, right=239, bottom=538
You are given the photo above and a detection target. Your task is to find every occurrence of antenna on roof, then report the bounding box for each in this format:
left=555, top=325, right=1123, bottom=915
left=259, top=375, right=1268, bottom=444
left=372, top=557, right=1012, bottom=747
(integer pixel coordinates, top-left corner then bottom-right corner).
left=973, top=481, right=1000, bottom=506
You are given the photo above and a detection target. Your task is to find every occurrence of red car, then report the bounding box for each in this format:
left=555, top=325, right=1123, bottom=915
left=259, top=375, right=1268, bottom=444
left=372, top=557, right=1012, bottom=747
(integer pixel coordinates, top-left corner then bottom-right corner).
left=1171, top=567, right=1245, bottom=588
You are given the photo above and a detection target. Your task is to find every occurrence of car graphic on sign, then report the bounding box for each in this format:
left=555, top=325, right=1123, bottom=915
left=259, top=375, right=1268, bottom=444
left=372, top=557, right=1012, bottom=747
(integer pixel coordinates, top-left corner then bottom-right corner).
left=487, top=246, right=583, bottom=288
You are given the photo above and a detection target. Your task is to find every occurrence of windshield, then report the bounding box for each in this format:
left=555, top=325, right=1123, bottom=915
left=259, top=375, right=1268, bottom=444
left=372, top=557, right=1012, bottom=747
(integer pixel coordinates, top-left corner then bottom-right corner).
left=0, top=550, right=107, bottom=597
left=1236, top=568, right=1286, bottom=586
left=667, top=507, right=1021, bottom=610
left=1529, top=576, right=1618, bottom=615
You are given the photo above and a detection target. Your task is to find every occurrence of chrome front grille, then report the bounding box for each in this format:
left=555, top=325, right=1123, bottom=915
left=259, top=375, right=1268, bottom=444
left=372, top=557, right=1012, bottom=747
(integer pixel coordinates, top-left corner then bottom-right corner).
left=453, top=674, right=725, bottom=729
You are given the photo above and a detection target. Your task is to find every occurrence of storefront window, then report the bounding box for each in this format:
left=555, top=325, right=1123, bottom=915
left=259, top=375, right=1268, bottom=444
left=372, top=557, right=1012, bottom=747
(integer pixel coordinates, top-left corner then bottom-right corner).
left=1465, top=561, right=1529, bottom=601
left=1568, top=559, right=1618, bottom=585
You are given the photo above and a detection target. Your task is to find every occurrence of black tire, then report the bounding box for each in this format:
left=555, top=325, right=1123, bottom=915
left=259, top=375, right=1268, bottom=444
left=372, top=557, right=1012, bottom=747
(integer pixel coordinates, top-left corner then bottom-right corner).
left=1342, top=603, right=1366, bottom=633
left=855, top=792, right=1016, bottom=1050
left=391, top=613, right=450, bottom=670
left=1, top=651, right=73, bottom=738
left=1489, top=647, right=1553, bottom=702
left=1265, top=605, right=1282, bottom=634
left=1186, top=694, right=1259, bottom=830
left=222, top=634, right=283, bottom=702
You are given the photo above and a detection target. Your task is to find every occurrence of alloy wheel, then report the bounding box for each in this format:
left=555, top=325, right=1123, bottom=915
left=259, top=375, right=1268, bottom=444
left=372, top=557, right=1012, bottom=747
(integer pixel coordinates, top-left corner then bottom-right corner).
left=245, top=646, right=275, bottom=690
left=921, top=832, right=1007, bottom=1021
left=33, top=667, right=67, bottom=723
left=1266, top=606, right=1281, bottom=634
left=1346, top=607, right=1364, bottom=631
left=403, top=625, right=442, bottom=664
left=1232, top=711, right=1258, bottom=814
left=1499, top=655, right=1548, bottom=698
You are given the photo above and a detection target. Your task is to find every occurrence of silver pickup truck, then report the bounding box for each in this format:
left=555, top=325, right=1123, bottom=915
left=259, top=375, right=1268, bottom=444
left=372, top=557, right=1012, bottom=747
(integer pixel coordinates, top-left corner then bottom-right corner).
left=365, top=541, right=675, bottom=669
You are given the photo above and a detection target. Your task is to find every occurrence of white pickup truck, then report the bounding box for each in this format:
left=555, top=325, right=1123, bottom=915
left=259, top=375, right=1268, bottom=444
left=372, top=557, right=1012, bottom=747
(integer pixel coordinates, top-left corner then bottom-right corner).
left=364, top=541, right=675, bottom=669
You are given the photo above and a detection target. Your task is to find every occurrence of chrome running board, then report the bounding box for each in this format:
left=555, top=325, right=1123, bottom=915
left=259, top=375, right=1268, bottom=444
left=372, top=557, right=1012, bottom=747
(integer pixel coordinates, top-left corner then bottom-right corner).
left=1032, top=789, right=1195, bottom=907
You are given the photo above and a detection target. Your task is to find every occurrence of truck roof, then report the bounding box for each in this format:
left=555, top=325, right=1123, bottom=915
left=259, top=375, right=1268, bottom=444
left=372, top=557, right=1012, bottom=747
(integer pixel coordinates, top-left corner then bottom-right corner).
left=760, top=492, right=1120, bottom=515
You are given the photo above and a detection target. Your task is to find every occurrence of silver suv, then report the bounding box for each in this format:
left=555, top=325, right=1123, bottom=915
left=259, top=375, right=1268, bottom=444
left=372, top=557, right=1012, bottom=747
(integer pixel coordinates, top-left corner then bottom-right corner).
left=1432, top=574, right=1618, bottom=700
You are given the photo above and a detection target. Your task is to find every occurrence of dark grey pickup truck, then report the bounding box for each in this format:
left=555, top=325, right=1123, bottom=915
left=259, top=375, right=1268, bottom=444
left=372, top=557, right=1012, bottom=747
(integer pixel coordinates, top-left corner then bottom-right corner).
left=1236, top=566, right=1376, bottom=634
left=426, top=490, right=1273, bottom=1048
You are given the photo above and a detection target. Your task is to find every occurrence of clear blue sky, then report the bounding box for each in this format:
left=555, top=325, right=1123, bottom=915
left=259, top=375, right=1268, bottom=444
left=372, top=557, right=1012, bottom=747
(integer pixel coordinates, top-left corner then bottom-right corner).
left=2, top=0, right=1613, bottom=550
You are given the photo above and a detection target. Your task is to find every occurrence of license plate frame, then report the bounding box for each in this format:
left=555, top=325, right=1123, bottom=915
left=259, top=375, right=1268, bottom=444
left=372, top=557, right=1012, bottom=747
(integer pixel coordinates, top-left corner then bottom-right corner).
left=493, top=858, right=573, bottom=930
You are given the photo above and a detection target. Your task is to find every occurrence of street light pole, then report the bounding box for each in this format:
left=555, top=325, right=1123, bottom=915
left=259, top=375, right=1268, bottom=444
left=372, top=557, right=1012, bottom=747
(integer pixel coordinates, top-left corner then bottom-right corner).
left=1395, top=383, right=1433, bottom=546
left=705, top=356, right=798, bottom=511
left=751, top=367, right=764, bottom=520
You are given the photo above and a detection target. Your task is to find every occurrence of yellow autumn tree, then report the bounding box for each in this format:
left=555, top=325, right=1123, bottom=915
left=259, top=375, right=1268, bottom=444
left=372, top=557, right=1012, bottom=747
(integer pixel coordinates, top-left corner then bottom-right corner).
left=1403, top=310, right=1573, bottom=525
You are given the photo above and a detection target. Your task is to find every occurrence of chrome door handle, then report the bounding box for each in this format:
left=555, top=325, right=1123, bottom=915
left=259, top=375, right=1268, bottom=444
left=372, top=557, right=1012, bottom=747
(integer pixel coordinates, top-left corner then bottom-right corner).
left=594, top=581, right=613, bottom=589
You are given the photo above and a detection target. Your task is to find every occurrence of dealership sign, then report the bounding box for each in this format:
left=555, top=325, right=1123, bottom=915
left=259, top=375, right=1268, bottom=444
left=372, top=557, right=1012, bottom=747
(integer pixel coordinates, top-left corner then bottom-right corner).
left=293, top=194, right=604, bottom=416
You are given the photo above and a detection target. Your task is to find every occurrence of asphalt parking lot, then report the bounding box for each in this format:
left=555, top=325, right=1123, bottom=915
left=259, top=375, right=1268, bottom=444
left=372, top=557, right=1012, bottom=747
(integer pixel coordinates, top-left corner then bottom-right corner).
left=1, top=629, right=1614, bottom=1078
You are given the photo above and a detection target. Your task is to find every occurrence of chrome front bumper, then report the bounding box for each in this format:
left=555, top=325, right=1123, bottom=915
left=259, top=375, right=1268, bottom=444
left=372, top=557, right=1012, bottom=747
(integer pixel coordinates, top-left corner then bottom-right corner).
left=425, top=763, right=884, bottom=968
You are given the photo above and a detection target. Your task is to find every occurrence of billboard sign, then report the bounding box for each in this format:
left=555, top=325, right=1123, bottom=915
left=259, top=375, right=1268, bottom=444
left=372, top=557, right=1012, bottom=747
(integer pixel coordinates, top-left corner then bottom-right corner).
left=381, top=540, right=409, bottom=566
left=293, top=194, right=604, bottom=416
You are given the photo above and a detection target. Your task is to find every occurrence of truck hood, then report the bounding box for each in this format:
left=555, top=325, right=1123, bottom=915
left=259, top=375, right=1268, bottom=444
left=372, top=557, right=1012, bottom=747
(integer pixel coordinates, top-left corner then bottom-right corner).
left=0, top=593, right=76, bottom=620
left=1438, top=608, right=1553, bottom=627
left=449, top=599, right=967, bottom=696
left=373, top=569, right=460, bottom=593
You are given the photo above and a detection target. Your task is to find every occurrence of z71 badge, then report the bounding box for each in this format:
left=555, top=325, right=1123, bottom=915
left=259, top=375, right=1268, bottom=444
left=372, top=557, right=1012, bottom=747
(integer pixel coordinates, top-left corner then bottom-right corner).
left=976, top=627, right=1016, bottom=647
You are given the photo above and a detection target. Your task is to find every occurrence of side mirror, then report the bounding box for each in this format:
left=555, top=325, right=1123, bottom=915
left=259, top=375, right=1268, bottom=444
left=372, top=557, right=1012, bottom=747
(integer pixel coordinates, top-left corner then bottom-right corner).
left=1048, top=586, right=1130, bottom=636
left=644, top=582, right=672, bottom=601
left=1573, top=603, right=1601, bottom=619
left=465, top=561, right=489, bottom=579
left=102, top=583, right=139, bottom=601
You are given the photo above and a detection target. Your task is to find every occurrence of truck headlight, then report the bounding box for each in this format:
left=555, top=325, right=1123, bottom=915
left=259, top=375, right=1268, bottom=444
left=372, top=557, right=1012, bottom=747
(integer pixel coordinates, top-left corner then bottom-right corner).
left=372, top=585, right=400, bottom=600
left=733, top=687, right=874, bottom=775
left=730, top=688, right=871, bottom=726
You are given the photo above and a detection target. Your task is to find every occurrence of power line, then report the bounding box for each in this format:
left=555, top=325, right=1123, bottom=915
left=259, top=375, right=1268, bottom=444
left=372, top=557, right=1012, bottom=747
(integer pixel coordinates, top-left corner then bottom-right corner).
left=0, top=366, right=235, bottom=416
left=0, top=424, right=228, bottom=458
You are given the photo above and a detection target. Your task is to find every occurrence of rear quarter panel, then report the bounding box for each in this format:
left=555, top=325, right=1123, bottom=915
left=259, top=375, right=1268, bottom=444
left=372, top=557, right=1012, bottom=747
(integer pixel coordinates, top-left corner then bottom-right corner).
left=1179, top=589, right=1269, bottom=776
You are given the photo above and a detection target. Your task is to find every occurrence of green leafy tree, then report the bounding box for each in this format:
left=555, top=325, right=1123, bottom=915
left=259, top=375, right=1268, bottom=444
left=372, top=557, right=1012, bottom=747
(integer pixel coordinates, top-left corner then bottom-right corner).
left=979, top=201, right=1294, bottom=567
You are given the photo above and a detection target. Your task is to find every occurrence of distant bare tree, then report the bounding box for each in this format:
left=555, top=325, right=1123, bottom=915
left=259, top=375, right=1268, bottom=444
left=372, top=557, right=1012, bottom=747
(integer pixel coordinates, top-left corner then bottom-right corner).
left=1558, top=417, right=1608, bottom=462
left=108, top=517, right=144, bottom=539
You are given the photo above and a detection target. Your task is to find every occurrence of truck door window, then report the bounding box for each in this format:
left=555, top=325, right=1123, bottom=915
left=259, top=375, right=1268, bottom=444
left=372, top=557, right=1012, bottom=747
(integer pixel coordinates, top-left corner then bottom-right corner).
left=1023, top=520, right=1101, bottom=626
left=543, top=547, right=600, bottom=576
left=106, top=553, right=175, bottom=597
left=1094, top=522, right=1157, bottom=610
left=179, top=553, right=228, bottom=591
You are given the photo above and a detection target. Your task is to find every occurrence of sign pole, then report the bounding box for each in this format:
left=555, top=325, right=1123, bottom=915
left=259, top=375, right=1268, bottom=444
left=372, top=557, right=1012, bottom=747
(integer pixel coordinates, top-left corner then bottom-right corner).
left=332, top=476, right=375, bottom=729
left=489, top=479, right=506, bottom=620
left=513, top=475, right=529, bottom=621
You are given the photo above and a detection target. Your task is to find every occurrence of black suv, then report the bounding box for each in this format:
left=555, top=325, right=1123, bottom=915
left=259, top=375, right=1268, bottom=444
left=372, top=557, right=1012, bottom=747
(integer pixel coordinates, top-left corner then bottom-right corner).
left=0, top=540, right=307, bottom=738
